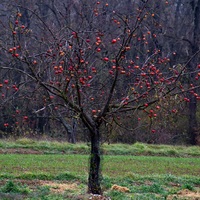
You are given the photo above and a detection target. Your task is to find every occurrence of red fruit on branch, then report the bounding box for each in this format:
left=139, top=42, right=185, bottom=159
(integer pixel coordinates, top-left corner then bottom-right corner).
left=96, top=48, right=101, bottom=52
left=33, top=60, right=37, bottom=65
left=172, top=109, right=177, bottom=113
left=184, top=97, right=190, bottom=102
left=156, top=105, right=160, bottom=109
left=92, top=67, right=97, bottom=73
left=103, top=57, right=109, bottom=61
left=141, top=73, right=146, bottom=77
left=151, top=129, right=156, bottom=133
left=23, top=116, right=28, bottom=120
left=111, top=39, right=117, bottom=44
left=4, top=123, right=9, bottom=127
left=8, top=48, right=13, bottom=53
left=92, top=110, right=97, bottom=114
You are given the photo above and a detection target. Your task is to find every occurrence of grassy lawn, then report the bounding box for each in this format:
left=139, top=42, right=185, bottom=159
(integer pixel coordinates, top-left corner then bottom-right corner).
left=0, top=139, right=200, bottom=199
left=0, top=154, right=199, bottom=178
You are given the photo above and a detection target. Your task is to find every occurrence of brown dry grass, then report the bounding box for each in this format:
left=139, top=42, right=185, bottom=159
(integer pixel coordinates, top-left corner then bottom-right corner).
left=0, top=179, right=78, bottom=193
left=167, top=189, right=200, bottom=200
left=40, top=180, right=78, bottom=193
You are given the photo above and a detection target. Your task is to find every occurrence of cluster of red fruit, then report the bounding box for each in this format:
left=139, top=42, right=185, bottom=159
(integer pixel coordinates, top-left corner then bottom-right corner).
left=8, top=46, right=20, bottom=58
left=0, top=80, right=19, bottom=97
left=12, top=12, right=26, bottom=35
left=4, top=123, right=9, bottom=127
left=54, top=65, right=64, bottom=75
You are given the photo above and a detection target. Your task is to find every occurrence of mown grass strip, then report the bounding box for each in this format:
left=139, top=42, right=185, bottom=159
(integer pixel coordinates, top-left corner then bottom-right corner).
left=0, top=154, right=199, bottom=179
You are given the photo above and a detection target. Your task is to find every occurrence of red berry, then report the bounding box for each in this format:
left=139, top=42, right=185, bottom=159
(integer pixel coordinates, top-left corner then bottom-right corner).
left=8, top=48, right=13, bottom=53
left=111, top=39, right=117, bottom=44
left=23, top=116, right=28, bottom=120
left=92, top=110, right=97, bottom=114
left=96, top=48, right=101, bottom=52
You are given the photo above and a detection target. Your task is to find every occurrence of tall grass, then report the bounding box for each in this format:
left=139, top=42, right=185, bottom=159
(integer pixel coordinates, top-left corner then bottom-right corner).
left=0, top=138, right=200, bottom=157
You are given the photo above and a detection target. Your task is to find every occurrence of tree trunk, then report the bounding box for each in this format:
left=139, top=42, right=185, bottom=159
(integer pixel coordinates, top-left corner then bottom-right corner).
left=188, top=94, right=198, bottom=145
left=88, top=126, right=102, bottom=194
left=70, top=118, right=77, bottom=144
left=56, top=110, right=76, bottom=144
left=187, top=0, right=200, bottom=145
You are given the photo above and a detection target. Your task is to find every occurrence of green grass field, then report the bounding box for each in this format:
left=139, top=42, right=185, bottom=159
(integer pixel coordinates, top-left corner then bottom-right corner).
left=0, top=154, right=199, bottom=178
left=0, top=139, right=199, bottom=199
left=0, top=138, right=200, bottom=157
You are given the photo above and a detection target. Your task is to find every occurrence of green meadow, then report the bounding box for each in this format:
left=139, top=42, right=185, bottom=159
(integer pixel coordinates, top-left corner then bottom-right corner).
left=0, top=139, right=199, bottom=199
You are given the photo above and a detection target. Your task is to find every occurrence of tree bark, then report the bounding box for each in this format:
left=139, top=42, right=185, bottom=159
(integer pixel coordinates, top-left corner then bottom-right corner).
left=88, top=126, right=102, bottom=194
left=187, top=0, right=200, bottom=145
left=188, top=94, right=198, bottom=144
left=60, top=118, right=76, bottom=144
left=56, top=110, right=76, bottom=144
